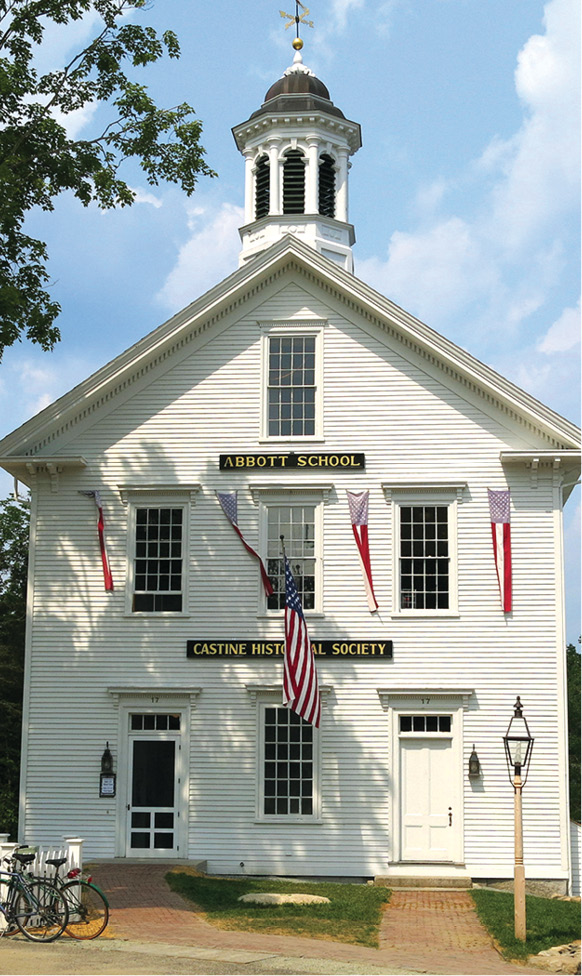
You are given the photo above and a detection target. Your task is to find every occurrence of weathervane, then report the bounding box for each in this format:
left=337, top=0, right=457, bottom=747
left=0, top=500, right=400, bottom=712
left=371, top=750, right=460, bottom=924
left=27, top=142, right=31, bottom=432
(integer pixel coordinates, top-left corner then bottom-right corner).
left=280, top=0, right=314, bottom=50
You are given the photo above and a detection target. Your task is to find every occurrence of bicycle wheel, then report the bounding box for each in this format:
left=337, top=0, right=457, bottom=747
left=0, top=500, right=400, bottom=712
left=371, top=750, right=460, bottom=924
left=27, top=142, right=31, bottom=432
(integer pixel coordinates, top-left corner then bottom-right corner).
left=62, top=880, right=109, bottom=939
left=14, top=881, right=69, bottom=942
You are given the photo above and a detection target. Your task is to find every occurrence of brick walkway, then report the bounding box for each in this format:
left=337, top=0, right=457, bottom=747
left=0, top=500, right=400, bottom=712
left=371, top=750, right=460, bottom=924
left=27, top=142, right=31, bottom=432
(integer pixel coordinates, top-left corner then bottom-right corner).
left=89, top=862, right=550, bottom=975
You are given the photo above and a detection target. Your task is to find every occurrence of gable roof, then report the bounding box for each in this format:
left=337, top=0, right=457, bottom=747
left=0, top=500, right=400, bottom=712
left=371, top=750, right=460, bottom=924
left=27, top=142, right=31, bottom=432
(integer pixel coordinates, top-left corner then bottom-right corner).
left=0, top=235, right=580, bottom=473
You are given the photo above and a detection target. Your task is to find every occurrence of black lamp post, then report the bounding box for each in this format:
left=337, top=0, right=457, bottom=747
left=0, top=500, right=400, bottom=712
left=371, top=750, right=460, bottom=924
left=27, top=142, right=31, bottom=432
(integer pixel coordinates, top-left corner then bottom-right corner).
left=502, top=697, right=534, bottom=941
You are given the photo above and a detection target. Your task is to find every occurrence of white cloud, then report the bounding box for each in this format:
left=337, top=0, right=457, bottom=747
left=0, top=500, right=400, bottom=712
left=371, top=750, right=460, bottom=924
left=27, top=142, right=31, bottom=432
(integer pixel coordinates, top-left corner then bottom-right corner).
left=329, top=0, right=366, bottom=32
left=485, top=0, right=580, bottom=253
left=130, top=188, right=164, bottom=209
left=156, top=202, right=244, bottom=312
left=357, top=217, right=497, bottom=325
left=537, top=301, right=581, bottom=353
left=51, top=102, right=98, bottom=139
left=358, top=0, right=580, bottom=342
left=0, top=353, right=96, bottom=440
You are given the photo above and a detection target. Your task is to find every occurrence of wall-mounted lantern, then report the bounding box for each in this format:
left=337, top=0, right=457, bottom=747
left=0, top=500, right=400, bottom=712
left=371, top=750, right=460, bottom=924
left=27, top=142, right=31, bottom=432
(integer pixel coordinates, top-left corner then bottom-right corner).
left=99, top=742, right=116, bottom=797
left=468, top=745, right=481, bottom=778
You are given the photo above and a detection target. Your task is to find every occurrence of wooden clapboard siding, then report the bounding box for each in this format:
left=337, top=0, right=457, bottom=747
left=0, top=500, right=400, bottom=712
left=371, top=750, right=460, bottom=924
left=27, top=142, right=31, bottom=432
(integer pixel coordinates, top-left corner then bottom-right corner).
left=16, top=268, right=574, bottom=881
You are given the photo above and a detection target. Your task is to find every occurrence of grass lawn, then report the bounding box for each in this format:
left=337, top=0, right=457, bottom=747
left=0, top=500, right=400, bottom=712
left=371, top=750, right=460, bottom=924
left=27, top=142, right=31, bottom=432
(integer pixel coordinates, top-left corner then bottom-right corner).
left=166, top=871, right=391, bottom=948
left=471, top=889, right=581, bottom=960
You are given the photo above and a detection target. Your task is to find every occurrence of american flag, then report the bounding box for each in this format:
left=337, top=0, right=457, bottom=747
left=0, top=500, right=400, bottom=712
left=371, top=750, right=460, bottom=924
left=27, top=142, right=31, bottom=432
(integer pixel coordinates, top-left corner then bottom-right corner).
left=283, top=556, right=321, bottom=728
left=488, top=489, right=512, bottom=612
left=347, top=490, right=378, bottom=612
left=216, top=491, right=273, bottom=596
left=79, top=490, right=114, bottom=591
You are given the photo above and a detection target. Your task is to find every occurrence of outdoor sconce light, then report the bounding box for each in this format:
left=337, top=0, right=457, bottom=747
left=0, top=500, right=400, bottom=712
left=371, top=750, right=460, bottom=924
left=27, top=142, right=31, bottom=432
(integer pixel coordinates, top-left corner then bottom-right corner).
left=99, top=742, right=116, bottom=798
left=468, top=745, right=481, bottom=778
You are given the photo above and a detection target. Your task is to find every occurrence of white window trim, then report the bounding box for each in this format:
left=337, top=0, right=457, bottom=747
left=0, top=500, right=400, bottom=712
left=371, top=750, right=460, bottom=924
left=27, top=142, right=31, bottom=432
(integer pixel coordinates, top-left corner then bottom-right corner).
left=258, top=319, right=326, bottom=443
left=247, top=688, right=323, bottom=824
left=378, top=690, right=467, bottom=865
left=122, top=488, right=199, bottom=617
left=107, top=687, right=198, bottom=859
left=384, top=486, right=461, bottom=617
left=253, top=487, right=328, bottom=616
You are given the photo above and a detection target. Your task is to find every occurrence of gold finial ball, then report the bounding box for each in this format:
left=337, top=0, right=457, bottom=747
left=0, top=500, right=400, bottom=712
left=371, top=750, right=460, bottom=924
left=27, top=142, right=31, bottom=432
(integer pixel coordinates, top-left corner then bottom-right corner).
left=292, top=37, right=304, bottom=50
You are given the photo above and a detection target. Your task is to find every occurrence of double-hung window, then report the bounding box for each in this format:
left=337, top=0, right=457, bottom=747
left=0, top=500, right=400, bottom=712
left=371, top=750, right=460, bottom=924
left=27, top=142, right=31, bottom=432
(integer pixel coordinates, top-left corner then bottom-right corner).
left=262, top=705, right=316, bottom=817
left=122, top=487, right=198, bottom=615
left=387, top=487, right=461, bottom=615
left=266, top=503, right=317, bottom=611
left=260, top=322, right=325, bottom=440
left=132, top=507, right=184, bottom=612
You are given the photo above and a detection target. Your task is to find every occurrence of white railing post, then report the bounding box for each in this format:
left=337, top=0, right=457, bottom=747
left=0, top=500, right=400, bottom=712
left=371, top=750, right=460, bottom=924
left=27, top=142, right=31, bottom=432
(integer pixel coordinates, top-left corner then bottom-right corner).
left=0, top=836, right=17, bottom=932
left=65, top=837, right=84, bottom=872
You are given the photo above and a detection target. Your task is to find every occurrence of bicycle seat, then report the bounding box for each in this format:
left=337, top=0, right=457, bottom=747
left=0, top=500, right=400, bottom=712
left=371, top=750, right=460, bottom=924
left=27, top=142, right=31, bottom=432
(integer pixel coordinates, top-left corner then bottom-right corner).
left=45, top=857, right=67, bottom=868
left=14, top=852, right=36, bottom=865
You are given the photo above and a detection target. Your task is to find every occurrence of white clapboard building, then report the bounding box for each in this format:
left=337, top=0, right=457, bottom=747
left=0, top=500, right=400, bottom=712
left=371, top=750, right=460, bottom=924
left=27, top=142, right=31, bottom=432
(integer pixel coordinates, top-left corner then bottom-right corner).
left=1, top=48, right=580, bottom=889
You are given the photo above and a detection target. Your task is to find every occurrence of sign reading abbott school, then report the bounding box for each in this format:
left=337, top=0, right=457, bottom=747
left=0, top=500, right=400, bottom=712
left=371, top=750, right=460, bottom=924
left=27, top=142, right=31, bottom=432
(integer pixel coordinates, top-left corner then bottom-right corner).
left=219, top=453, right=365, bottom=470
left=187, top=640, right=392, bottom=658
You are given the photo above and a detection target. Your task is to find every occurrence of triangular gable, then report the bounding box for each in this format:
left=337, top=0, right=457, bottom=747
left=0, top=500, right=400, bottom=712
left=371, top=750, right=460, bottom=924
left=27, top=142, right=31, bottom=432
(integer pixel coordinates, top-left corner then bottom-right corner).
left=0, top=235, right=579, bottom=469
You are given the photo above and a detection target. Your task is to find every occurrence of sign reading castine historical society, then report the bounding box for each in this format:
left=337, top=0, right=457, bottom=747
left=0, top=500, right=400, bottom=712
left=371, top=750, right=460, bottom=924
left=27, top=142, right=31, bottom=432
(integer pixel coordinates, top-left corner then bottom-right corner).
left=187, top=640, right=393, bottom=658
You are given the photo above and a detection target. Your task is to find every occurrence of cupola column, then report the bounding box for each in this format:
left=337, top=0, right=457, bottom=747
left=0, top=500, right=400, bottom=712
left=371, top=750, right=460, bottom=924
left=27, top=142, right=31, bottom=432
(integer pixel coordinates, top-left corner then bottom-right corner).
left=268, top=142, right=281, bottom=215
left=244, top=151, right=255, bottom=224
left=306, top=139, right=319, bottom=214
left=336, top=148, right=349, bottom=223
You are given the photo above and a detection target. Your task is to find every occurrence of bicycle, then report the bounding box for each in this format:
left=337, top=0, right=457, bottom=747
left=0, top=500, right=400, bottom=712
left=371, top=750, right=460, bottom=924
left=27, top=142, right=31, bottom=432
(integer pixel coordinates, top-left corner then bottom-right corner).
left=44, top=856, right=109, bottom=939
left=0, top=850, right=69, bottom=942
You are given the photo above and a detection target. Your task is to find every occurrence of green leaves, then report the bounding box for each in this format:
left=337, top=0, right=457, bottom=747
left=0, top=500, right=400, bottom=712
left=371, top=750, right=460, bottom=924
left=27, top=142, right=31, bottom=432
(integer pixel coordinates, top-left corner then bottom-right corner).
left=0, top=0, right=216, bottom=361
left=0, top=496, right=29, bottom=839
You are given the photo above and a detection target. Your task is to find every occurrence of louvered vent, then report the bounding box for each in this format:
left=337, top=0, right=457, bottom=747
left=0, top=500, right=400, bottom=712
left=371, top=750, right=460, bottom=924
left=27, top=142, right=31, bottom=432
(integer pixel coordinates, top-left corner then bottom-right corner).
left=318, top=154, right=336, bottom=217
left=255, top=155, right=270, bottom=219
left=283, top=150, right=305, bottom=214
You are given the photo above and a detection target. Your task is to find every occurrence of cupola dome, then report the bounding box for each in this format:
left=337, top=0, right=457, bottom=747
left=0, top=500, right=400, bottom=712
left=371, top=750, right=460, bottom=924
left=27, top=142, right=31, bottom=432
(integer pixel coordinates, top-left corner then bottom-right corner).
left=232, top=51, right=362, bottom=271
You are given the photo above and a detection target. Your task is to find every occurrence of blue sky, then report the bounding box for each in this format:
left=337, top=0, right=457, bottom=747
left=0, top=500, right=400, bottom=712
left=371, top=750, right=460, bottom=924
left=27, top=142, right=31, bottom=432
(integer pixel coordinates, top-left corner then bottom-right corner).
left=0, top=0, right=580, bottom=641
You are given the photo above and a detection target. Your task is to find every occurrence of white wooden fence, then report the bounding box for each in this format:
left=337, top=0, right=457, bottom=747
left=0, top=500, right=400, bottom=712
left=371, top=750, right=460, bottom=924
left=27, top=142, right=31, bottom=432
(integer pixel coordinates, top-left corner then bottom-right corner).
left=0, top=836, right=84, bottom=932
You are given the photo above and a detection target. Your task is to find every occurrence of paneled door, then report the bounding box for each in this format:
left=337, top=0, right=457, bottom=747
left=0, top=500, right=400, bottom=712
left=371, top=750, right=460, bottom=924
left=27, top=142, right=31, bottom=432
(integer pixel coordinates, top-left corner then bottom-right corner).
left=400, top=728, right=456, bottom=862
left=126, top=717, right=182, bottom=856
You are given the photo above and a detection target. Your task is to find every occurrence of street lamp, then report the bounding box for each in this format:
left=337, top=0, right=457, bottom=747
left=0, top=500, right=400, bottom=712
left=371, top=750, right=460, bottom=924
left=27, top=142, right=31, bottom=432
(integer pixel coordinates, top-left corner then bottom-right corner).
left=503, top=697, right=534, bottom=941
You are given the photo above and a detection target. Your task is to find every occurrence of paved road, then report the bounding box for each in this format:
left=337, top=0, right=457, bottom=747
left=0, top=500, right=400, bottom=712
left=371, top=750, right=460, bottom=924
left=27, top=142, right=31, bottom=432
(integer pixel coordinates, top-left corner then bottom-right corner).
left=0, top=934, right=416, bottom=975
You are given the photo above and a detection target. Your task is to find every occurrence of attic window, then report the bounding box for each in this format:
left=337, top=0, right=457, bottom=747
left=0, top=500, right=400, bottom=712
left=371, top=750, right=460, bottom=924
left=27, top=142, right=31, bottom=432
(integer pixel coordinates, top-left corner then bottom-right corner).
left=255, top=155, right=270, bottom=219
left=318, top=154, right=335, bottom=218
left=283, top=149, right=305, bottom=214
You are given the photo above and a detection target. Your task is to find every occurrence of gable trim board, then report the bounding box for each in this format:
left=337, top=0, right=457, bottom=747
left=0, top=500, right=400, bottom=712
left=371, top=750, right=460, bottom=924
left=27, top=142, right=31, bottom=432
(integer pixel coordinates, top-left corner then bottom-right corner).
left=0, top=238, right=579, bottom=468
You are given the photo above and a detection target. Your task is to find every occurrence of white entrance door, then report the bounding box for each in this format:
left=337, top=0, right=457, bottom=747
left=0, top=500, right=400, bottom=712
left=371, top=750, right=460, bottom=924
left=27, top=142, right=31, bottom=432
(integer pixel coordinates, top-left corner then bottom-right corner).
left=400, top=736, right=455, bottom=862
left=126, top=729, right=181, bottom=857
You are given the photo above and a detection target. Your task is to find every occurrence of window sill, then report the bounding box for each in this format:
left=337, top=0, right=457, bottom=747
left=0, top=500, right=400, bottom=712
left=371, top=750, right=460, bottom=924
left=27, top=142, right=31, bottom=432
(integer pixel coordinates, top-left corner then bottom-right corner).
left=255, top=818, right=323, bottom=825
left=124, top=612, right=191, bottom=619
left=256, top=612, right=325, bottom=620
left=390, top=611, right=460, bottom=619
left=258, top=438, right=326, bottom=445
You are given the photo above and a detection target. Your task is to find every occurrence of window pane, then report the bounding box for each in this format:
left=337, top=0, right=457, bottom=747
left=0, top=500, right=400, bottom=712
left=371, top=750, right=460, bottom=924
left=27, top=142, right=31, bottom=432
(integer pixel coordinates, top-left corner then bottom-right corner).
left=268, top=335, right=316, bottom=437
left=263, top=707, right=314, bottom=817
left=133, top=507, right=183, bottom=613
left=399, top=505, right=449, bottom=609
left=266, top=505, right=316, bottom=610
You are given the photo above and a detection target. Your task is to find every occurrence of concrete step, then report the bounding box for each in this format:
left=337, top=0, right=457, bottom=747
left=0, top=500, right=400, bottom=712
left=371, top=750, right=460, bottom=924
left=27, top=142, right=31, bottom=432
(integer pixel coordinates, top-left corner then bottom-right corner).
left=374, top=875, right=473, bottom=889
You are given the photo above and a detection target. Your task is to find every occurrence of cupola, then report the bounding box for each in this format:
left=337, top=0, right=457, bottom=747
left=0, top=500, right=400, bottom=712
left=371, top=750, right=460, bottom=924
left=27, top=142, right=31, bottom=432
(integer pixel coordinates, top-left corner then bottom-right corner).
left=232, top=49, right=362, bottom=271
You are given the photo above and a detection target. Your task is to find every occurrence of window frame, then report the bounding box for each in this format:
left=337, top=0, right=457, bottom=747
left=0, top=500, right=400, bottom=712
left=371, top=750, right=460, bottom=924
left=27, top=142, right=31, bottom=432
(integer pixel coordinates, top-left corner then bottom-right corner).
left=259, top=320, right=326, bottom=443
left=256, top=698, right=322, bottom=823
left=122, top=487, right=198, bottom=617
left=256, top=490, right=326, bottom=616
left=389, top=489, right=460, bottom=617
